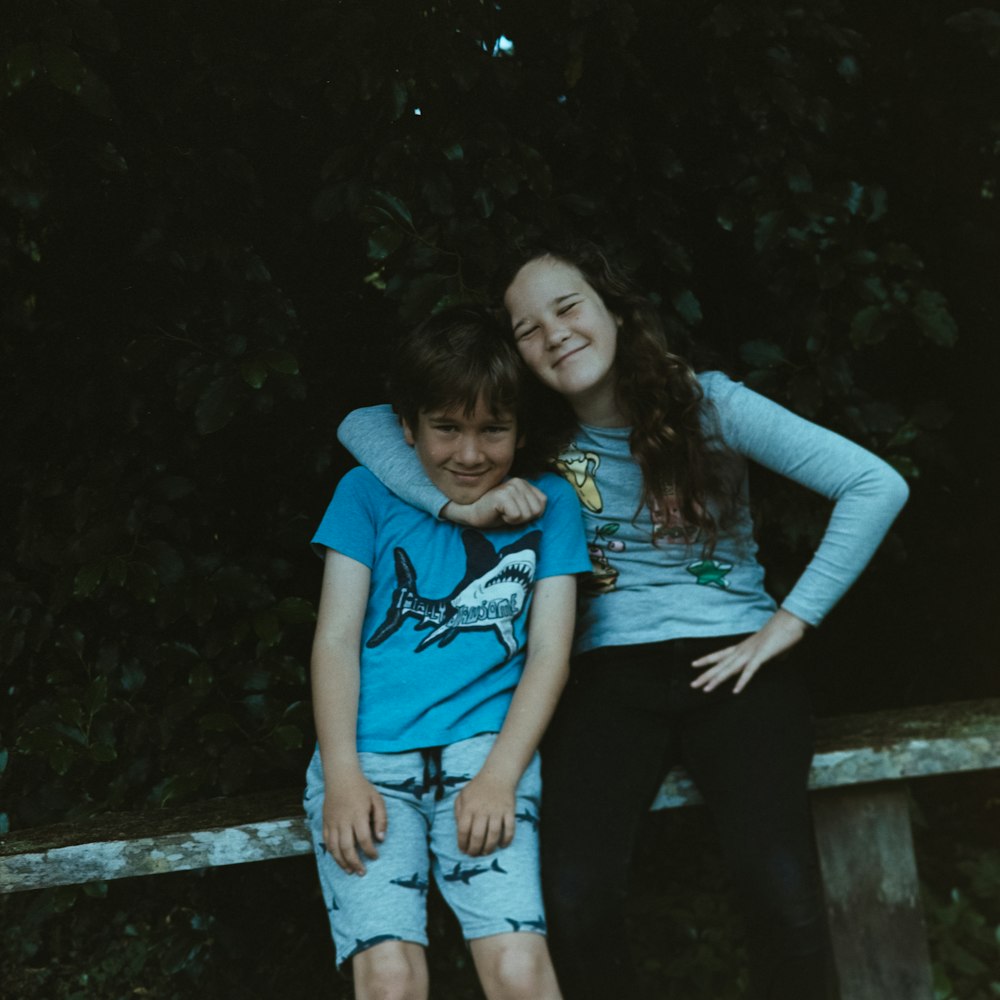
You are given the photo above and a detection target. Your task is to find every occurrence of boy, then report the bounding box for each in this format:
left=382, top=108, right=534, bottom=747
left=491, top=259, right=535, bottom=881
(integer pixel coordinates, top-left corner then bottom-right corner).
left=304, top=307, right=590, bottom=1000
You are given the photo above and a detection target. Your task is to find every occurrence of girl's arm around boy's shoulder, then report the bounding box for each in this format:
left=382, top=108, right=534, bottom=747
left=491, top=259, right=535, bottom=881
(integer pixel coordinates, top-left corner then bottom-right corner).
left=337, top=404, right=450, bottom=516
left=454, top=571, right=578, bottom=857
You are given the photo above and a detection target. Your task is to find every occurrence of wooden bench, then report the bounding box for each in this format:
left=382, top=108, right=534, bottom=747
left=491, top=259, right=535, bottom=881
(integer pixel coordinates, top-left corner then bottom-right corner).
left=3, top=698, right=1000, bottom=999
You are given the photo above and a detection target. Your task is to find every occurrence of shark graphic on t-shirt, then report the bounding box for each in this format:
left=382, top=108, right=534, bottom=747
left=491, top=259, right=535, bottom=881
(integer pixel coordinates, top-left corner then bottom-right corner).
left=366, top=529, right=541, bottom=659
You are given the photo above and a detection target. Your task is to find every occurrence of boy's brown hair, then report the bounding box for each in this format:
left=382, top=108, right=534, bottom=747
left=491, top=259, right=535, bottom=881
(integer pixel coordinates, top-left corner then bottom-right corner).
left=388, top=305, right=525, bottom=432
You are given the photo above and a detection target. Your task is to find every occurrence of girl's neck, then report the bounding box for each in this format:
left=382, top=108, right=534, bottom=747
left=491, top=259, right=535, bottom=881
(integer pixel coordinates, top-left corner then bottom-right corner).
left=572, top=387, right=630, bottom=428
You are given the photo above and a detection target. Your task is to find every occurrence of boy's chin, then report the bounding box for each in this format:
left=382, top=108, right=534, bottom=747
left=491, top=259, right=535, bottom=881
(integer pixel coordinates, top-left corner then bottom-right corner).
left=439, top=486, right=494, bottom=507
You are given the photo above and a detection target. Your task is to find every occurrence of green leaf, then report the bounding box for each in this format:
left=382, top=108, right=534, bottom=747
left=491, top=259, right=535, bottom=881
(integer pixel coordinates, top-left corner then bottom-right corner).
left=387, top=77, right=408, bottom=120
left=484, top=157, right=521, bottom=198
left=195, top=375, right=241, bottom=434
left=42, top=42, right=86, bottom=95
left=740, top=340, right=785, bottom=369
left=850, top=305, right=886, bottom=347
left=881, top=243, right=923, bottom=271
left=399, top=274, right=449, bottom=324
left=74, top=562, right=104, bottom=597
left=6, top=43, right=41, bottom=90
left=126, top=562, right=159, bottom=603
left=121, top=661, right=146, bottom=693
left=262, top=349, right=300, bottom=375
left=48, top=744, right=74, bottom=776
left=244, top=255, right=272, bottom=283
left=887, top=455, right=920, bottom=479
left=198, top=713, right=239, bottom=733
left=274, top=597, right=317, bottom=624
left=253, top=611, right=281, bottom=645
left=84, top=675, right=109, bottom=715
left=672, top=290, right=703, bottom=326
left=753, top=211, right=784, bottom=253
left=913, top=400, right=952, bottom=430
left=90, top=743, right=117, bottom=763
left=370, top=189, right=414, bottom=228
left=240, top=357, right=269, bottom=389
left=0, top=749, right=8, bottom=775
left=473, top=186, right=495, bottom=219
left=788, top=371, right=823, bottom=417
left=367, top=223, right=404, bottom=261
left=912, top=290, right=958, bottom=348
left=272, top=724, right=303, bottom=750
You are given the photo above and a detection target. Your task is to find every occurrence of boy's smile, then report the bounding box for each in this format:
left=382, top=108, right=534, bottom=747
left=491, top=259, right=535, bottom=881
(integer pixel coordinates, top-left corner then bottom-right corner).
left=403, top=396, right=521, bottom=505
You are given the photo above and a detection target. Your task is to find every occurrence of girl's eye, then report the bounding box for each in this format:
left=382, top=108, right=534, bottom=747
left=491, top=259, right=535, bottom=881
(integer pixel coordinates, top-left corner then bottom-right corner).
left=557, top=301, right=579, bottom=316
left=515, top=326, right=538, bottom=342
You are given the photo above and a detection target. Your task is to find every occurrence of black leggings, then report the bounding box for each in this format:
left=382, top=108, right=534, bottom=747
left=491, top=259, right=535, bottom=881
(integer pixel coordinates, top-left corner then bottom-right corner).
left=540, top=636, right=833, bottom=1000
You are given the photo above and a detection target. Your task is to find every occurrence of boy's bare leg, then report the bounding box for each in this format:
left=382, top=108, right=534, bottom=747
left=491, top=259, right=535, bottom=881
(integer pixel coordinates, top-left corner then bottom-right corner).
left=469, top=932, right=563, bottom=1000
left=352, top=940, right=429, bottom=1000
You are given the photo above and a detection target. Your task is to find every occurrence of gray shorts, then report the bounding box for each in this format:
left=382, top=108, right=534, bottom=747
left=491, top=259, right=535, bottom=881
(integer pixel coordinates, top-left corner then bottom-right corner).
left=303, top=732, right=545, bottom=968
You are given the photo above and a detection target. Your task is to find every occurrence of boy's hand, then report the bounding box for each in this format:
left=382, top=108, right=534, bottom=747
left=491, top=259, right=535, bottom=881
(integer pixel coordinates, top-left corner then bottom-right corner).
left=322, top=771, right=387, bottom=875
left=454, top=772, right=517, bottom=856
left=442, top=479, right=547, bottom=528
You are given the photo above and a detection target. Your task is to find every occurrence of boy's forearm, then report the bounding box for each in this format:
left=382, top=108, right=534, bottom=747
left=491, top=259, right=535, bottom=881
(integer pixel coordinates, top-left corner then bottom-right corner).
left=310, top=551, right=372, bottom=779
left=477, top=652, right=570, bottom=786
left=311, top=646, right=364, bottom=778
left=475, top=574, right=578, bottom=786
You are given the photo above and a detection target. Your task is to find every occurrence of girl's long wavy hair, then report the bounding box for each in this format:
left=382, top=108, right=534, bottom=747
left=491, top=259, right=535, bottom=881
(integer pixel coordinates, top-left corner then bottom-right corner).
left=497, top=239, right=741, bottom=551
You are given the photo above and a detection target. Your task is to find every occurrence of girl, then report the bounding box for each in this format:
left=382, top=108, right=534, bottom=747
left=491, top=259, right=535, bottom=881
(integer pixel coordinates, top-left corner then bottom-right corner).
left=338, top=241, right=909, bottom=999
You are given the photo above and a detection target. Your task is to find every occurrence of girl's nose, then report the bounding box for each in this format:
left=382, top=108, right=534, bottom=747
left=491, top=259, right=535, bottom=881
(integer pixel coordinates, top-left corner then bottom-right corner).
left=544, top=322, right=571, bottom=349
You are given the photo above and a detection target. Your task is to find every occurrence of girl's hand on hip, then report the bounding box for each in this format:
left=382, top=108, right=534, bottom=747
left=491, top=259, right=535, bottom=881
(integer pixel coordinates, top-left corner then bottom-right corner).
left=690, top=609, right=808, bottom=694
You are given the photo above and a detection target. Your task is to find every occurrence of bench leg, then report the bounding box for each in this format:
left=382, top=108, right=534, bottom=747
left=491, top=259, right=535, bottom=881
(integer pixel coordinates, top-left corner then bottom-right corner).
left=811, top=784, right=933, bottom=1000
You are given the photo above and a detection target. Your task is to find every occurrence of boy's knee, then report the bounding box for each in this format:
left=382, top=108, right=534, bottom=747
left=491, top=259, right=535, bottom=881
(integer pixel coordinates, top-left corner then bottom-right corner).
left=352, top=941, right=427, bottom=1000
left=474, top=935, right=560, bottom=1000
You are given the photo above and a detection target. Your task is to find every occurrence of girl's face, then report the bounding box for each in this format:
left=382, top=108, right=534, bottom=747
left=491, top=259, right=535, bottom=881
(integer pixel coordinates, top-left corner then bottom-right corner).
left=504, top=257, right=623, bottom=425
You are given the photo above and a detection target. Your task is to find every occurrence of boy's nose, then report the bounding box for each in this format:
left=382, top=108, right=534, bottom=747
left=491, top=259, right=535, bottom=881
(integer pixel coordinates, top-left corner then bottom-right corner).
left=456, top=435, right=484, bottom=465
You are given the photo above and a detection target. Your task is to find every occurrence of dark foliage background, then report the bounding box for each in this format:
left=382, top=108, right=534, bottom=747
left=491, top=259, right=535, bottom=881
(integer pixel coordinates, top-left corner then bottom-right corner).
left=2, top=0, right=998, bottom=996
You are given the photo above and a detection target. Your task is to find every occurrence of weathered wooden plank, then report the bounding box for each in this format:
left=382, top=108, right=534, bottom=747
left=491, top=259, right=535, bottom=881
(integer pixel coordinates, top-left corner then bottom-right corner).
left=812, top=784, right=934, bottom=1000
left=0, top=814, right=313, bottom=894
left=2, top=699, right=998, bottom=894
left=651, top=697, right=1000, bottom=809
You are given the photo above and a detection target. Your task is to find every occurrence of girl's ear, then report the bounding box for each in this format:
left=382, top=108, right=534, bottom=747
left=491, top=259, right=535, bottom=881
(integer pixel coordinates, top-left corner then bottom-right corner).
left=402, top=418, right=416, bottom=447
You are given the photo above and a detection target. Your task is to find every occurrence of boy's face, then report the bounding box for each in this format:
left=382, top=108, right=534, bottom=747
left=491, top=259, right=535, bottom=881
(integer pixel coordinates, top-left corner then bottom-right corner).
left=403, top=395, right=521, bottom=506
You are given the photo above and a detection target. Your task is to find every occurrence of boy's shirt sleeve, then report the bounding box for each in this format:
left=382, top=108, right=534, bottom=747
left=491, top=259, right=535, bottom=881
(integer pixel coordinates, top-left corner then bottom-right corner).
left=310, top=467, right=380, bottom=566
left=534, top=474, right=592, bottom=580
left=337, top=404, right=450, bottom=516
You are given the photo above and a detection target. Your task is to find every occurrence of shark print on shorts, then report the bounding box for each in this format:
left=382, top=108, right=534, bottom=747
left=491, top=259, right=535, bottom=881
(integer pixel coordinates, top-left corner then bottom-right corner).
left=366, top=529, right=541, bottom=659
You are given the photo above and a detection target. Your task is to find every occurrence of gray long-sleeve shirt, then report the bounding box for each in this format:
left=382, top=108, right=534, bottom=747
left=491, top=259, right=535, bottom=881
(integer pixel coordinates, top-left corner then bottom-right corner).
left=337, top=372, right=909, bottom=654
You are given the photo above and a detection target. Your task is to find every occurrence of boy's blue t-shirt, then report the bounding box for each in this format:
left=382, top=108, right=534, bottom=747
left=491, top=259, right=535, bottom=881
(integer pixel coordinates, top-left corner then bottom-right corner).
left=312, top=467, right=590, bottom=753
